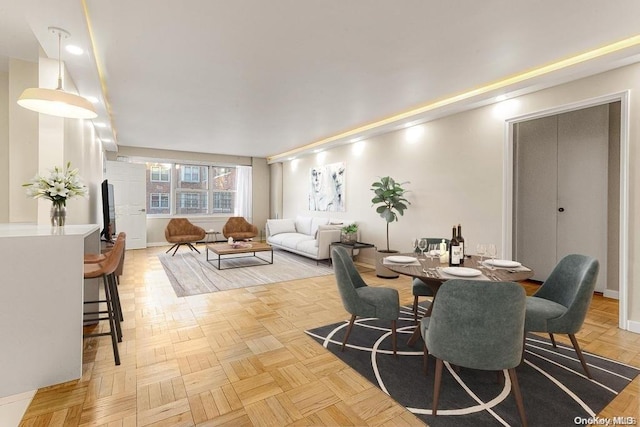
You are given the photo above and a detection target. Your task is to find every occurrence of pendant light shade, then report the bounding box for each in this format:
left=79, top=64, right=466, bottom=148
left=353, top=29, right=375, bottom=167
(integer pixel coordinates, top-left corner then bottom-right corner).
left=18, top=87, right=97, bottom=119
left=17, top=27, right=97, bottom=119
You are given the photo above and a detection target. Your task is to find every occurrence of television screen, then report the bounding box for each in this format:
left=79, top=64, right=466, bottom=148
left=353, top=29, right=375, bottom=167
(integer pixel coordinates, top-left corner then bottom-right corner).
left=101, top=180, right=116, bottom=242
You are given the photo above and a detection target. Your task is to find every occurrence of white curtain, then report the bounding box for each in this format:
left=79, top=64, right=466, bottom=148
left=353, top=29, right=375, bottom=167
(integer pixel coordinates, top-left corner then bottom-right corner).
left=235, top=166, right=253, bottom=222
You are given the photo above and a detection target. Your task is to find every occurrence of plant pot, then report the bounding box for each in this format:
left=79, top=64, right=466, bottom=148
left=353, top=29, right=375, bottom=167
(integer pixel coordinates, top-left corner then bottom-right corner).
left=375, top=249, right=399, bottom=279
left=340, top=231, right=357, bottom=244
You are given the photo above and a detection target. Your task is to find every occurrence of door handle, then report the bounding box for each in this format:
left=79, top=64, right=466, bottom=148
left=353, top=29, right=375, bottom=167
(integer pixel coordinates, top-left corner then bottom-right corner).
left=558, top=207, right=565, bottom=212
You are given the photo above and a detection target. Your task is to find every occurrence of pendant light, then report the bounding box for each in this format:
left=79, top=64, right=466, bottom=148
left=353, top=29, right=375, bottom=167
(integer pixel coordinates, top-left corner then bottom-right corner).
left=18, top=27, right=97, bottom=119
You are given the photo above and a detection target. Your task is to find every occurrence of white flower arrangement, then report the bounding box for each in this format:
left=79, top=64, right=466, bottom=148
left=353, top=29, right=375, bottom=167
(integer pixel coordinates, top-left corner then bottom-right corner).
left=23, top=161, right=88, bottom=206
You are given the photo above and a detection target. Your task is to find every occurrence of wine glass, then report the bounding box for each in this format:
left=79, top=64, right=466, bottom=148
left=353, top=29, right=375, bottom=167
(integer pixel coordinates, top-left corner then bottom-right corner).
left=427, top=243, right=439, bottom=261
left=486, top=244, right=497, bottom=269
left=418, top=238, right=427, bottom=259
left=412, top=238, right=419, bottom=254
left=476, top=243, right=486, bottom=266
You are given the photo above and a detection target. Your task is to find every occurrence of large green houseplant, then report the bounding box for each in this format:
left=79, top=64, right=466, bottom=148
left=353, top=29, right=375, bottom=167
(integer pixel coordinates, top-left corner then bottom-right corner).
left=371, top=176, right=410, bottom=252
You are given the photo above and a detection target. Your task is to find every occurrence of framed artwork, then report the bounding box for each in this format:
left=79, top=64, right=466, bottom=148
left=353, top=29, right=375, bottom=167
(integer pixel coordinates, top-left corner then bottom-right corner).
left=309, top=162, right=345, bottom=212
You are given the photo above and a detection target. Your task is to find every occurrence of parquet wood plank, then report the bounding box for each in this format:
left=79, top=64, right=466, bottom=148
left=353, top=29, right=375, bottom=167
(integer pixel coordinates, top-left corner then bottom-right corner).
left=18, top=246, right=638, bottom=427
left=231, top=372, right=284, bottom=406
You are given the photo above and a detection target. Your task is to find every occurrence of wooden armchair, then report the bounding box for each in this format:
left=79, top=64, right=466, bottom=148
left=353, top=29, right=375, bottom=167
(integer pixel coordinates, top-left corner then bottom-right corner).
left=222, top=217, right=259, bottom=241
left=165, top=218, right=205, bottom=256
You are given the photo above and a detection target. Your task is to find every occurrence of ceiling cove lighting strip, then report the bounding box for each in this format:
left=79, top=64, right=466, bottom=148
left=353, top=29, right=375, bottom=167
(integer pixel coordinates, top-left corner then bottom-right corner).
left=81, top=0, right=117, bottom=142
left=267, top=34, right=640, bottom=163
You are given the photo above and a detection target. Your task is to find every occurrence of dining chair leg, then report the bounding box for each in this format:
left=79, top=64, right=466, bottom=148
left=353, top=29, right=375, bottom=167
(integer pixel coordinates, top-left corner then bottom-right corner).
left=568, top=333, right=592, bottom=379
left=422, top=343, right=429, bottom=375
left=412, top=296, right=419, bottom=324
left=508, top=368, right=528, bottom=427
left=342, top=315, right=356, bottom=352
left=433, top=358, right=443, bottom=416
left=549, top=333, right=557, bottom=348
left=391, top=320, right=397, bottom=357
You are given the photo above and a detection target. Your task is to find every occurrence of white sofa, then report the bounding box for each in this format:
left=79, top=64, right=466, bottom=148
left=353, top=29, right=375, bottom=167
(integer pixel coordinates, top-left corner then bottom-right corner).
left=266, top=216, right=358, bottom=262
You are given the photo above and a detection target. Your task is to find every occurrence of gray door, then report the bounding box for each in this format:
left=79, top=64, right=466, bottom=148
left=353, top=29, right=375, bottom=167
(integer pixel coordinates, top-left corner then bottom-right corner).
left=514, top=105, right=608, bottom=290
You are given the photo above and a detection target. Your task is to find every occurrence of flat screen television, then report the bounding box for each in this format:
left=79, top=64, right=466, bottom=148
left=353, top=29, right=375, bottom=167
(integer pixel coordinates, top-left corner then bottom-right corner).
left=101, top=179, right=116, bottom=242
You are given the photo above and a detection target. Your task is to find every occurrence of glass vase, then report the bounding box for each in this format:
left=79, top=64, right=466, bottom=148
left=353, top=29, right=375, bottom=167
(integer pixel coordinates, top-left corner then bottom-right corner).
left=340, top=231, right=357, bottom=244
left=50, top=203, right=67, bottom=227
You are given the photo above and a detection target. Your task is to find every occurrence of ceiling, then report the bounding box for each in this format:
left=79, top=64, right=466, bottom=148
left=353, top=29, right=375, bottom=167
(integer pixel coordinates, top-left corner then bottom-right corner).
left=2, top=1, right=640, bottom=161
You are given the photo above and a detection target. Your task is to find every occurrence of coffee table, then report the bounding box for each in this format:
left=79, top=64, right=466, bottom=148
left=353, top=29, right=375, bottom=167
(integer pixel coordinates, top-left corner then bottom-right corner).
left=206, top=241, right=273, bottom=270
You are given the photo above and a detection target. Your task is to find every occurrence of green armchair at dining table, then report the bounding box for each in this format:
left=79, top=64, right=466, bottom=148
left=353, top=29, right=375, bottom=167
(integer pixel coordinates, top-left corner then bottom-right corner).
left=331, top=246, right=400, bottom=356
left=524, top=254, right=599, bottom=378
left=420, top=279, right=528, bottom=426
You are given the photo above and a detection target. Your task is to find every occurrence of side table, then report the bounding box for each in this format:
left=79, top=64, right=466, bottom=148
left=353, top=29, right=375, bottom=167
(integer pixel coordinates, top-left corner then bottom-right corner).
left=330, top=241, right=376, bottom=264
left=205, top=230, right=222, bottom=244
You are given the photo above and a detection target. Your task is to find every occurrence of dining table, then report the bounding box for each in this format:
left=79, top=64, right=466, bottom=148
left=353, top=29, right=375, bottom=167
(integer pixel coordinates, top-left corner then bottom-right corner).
left=383, top=253, right=534, bottom=346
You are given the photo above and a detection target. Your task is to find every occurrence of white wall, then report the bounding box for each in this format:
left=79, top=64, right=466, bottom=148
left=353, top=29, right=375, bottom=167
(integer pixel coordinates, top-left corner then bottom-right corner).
left=280, top=62, right=640, bottom=328
left=8, top=59, right=38, bottom=223
left=2, top=56, right=104, bottom=227
left=0, top=70, right=8, bottom=222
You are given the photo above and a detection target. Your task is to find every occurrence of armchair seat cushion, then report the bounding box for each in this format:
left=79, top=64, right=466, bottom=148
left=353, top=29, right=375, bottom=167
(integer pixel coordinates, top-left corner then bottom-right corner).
left=524, top=297, right=567, bottom=332
left=167, top=234, right=205, bottom=244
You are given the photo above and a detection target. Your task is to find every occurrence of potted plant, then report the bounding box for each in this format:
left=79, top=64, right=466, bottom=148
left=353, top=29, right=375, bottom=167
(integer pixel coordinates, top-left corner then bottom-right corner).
left=371, top=176, right=410, bottom=277
left=340, top=223, right=358, bottom=244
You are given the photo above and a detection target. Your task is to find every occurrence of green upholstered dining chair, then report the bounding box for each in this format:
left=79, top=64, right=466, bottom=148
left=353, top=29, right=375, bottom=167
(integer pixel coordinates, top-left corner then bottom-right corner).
left=525, top=254, right=599, bottom=378
left=411, top=238, right=449, bottom=322
left=420, top=279, right=527, bottom=426
left=331, top=246, right=400, bottom=356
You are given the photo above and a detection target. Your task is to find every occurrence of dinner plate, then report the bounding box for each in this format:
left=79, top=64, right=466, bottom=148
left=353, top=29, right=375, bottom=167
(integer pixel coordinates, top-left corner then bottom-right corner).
left=385, top=255, right=416, bottom=264
left=485, top=259, right=522, bottom=268
left=442, top=267, right=482, bottom=277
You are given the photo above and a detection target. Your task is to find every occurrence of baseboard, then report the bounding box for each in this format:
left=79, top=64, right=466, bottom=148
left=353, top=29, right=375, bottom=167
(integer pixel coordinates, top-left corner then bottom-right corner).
left=628, top=320, right=640, bottom=334
left=603, top=289, right=619, bottom=300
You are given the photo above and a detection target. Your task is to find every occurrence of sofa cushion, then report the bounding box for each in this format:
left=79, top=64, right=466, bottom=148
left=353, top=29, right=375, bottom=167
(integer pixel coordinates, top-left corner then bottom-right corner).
left=295, top=216, right=313, bottom=235
left=311, top=217, right=329, bottom=237
left=296, top=239, right=319, bottom=256
left=279, top=234, right=315, bottom=250
left=267, top=219, right=296, bottom=236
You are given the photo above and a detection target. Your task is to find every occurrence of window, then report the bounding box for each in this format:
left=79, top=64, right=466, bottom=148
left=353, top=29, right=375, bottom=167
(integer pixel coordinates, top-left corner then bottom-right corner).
left=143, top=161, right=245, bottom=216
left=150, top=193, right=169, bottom=209
left=211, top=166, right=235, bottom=213
left=181, top=165, right=201, bottom=183
left=150, top=165, right=170, bottom=182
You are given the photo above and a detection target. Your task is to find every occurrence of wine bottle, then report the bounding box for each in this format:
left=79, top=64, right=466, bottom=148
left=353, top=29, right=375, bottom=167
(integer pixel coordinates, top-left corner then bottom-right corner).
left=449, top=225, right=462, bottom=266
left=457, top=224, right=465, bottom=260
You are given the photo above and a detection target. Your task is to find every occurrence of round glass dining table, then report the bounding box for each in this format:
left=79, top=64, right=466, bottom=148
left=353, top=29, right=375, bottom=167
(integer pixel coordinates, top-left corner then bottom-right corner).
left=384, top=254, right=534, bottom=346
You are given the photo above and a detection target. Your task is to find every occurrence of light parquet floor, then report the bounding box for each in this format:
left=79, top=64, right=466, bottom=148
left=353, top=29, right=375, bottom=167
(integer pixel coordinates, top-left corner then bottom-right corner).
left=20, top=247, right=640, bottom=426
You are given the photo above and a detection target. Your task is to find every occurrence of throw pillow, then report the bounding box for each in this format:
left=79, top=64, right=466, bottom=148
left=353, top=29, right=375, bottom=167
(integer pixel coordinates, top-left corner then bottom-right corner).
left=295, top=216, right=313, bottom=235
left=267, top=219, right=296, bottom=236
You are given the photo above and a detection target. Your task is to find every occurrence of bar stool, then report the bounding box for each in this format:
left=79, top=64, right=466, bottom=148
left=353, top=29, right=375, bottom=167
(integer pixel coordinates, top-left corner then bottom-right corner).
left=84, top=232, right=126, bottom=323
left=83, top=235, right=124, bottom=365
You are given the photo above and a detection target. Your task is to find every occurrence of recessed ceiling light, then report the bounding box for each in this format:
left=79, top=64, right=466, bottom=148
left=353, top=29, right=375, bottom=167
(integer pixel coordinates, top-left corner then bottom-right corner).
left=86, top=96, right=99, bottom=103
left=65, top=45, right=83, bottom=55
left=496, top=94, right=508, bottom=102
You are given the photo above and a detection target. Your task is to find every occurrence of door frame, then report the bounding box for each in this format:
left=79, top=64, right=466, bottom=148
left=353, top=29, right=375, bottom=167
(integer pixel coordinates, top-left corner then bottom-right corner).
left=502, top=91, right=630, bottom=331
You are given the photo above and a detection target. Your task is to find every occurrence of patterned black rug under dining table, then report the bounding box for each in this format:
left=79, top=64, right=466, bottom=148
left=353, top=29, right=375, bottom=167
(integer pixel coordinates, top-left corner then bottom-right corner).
left=305, top=304, right=640, bottom=426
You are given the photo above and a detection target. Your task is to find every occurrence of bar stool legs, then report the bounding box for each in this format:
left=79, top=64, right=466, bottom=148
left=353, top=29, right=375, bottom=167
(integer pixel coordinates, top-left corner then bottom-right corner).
left=83, top=272, right=121, bottom=365
left=83, top=233, right=125, bottom=366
